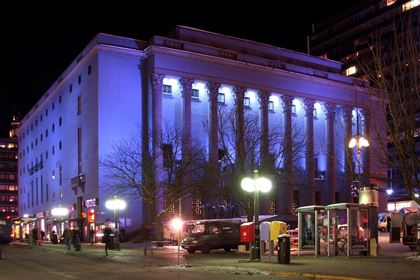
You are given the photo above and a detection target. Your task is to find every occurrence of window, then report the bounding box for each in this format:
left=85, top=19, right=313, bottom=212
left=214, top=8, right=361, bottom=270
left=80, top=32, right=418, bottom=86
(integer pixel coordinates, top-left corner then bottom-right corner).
left=244, top=97, right=250, bottom=108
left=59, top=165, right=62, bottom=186
left=52, top=123, right=55, bottom=132
left=78, top=75, right=81, bottom=84
left=77, top=96, right=81, bottom=115
left=59, top=117, right=62, bottom=126
left=59, top=140, right=62, bottom=150
left=268, top=101, right=274, bottom=111
left=59, top=95, right=62, bottom=104
left=345, top=66, right=357, bottom=76
left=69, top=84, right=73, bottom=93
left=45, top=108, right=48, bottom=116
left=45, top=129, right=48, bottom=138
left=40, top=133, right=43, bottom=142
left=192, top=89, right=199, bottom=99
left=45, top=150, right=48, bottom=160
left=313, top=108, right=318, bottom=119
left=88, top=65, right=92, bottom=75
left=78, top=128, right=82, bottom=174
left=217, top=93, right=225, bottom=104
left=163, top=84, right=172, bottom=94
left=291, top=104, right=296, bottom=115
left=52, top=145, right=55, bottom=155
left=52, top=102, right=55, bottom=111
left=46, top=183, right=49, bottom=202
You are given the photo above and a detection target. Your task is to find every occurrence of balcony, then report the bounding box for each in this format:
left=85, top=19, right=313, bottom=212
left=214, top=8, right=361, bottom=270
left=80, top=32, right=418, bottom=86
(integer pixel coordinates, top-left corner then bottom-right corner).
left=71, top=174, right=86, bottom=194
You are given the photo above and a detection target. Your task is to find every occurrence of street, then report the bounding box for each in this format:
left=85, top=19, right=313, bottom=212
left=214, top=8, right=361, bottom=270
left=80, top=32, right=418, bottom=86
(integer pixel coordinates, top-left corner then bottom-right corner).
left=0, top=233, right=419, bottom=280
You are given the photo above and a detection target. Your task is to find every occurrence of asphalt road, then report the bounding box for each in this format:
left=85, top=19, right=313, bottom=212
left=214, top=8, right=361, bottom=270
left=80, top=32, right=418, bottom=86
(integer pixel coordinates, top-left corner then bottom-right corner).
left=0, top=235, right=419, bottom=280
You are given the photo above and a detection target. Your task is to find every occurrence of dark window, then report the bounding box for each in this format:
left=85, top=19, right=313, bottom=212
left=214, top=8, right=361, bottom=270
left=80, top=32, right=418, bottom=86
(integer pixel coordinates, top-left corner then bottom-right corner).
left=268, top=101, right=274, bottom=111
left=88, top=65, right=92, bottom=75
left=163, top=84, right=172, bottom=94
left=59, top=117, right=62, bottom=126
left=217, top=93, right=225, bottom=104
left=59, top=95, right=62, bottom=104
left=244, top=97, right=250, bottom=108
left=45, top=129, right=48, bottom=138
left=69, top=84, right=73, bottom=93
left=59, top=141, right=62, bottom=150
left=78, top=75, right=81, bottom=84
left=52, top=102, right=55, bottom=111
left=77, top=96, right=81, bottom=115
left=78, top=128, right=82, bottom=174
left=192, top=89, right=199, bottom=98
left=292, top=104, right=296, bottom=115
left=52, top=145, right=55, bottom=155
left=52, top=123, right=55, bottom=132
left=335, top=192, right=340, bottom=203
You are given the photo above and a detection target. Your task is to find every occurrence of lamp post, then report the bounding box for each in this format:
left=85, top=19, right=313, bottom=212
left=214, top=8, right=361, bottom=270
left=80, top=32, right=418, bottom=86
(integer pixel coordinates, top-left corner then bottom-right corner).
left=105, top=196, right=126, bottom=250
left=241, top=169, right=272, bottom=261
left=348, top=109, right=369, bottom=202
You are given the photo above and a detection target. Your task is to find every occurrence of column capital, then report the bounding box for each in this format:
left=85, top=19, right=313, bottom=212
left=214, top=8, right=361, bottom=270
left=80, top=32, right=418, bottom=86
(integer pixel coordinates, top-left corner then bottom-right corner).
left=281, top=95, right=294, bottom=112
left=206, top=82, right=220, bottom=101
left=303, top=99, right=315, bottom=116
left=151, top=73, right=165, bottom=88
left=342, top=106, right=353, bottom=120
left=179, top=78, right=194, bottom=97
left=324, top=102, right=336, bottom=118
left=232, top=86, right=246, bottom=99
left=258, top=90, right=270, bottom=105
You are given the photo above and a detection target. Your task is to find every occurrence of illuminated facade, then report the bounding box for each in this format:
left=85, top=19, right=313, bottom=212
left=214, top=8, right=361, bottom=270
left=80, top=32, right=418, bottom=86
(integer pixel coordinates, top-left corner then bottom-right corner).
left=18, top=26, right=386, bottom=236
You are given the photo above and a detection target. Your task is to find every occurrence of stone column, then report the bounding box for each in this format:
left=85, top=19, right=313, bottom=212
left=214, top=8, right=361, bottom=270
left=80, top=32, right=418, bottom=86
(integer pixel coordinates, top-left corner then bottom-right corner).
left=179, top=78, right=194, bottom=160
left=233, top=86, right=245, bottom=174
left=259, top=91, right=270, bottom=173
left=343, top=106, right=353, bottom=202
left=281, top=95, right=294, bottom=214
left=179, top=77, right=194, bottom=220
left=207, top=82, right=220, bottom=168
left=150, top=73, right=164, bottom=221
left=362, top=108, right=371, bottom=186
left=303, top=99, right=315, bottom=206
left=325, top=103, right=336, bottom=204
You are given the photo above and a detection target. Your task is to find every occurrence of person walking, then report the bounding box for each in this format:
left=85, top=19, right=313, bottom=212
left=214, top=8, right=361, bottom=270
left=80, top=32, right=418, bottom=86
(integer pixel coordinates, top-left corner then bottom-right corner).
left=103, top=225, right=113, bottom=256
left=63, top=228, right=72, bottom=250
left=89, top=229, right=95, bottom=246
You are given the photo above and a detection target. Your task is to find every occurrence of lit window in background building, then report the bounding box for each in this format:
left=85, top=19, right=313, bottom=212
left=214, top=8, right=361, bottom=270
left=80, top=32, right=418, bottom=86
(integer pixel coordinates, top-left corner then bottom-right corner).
left=345, top=65, right=357, bottom=76
left=402, top=0, right=420, bottom=11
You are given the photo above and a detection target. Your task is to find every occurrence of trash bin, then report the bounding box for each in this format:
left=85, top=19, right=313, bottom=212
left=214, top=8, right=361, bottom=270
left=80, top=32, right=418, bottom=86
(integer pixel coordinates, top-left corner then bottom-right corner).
left=278, top=234, right=290, bottom=264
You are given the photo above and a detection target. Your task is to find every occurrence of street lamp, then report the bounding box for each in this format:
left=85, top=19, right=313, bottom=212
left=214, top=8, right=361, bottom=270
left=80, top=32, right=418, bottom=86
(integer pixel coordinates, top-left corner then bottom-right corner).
left=241, top=169, right=272, bottom=261
left=171, top=217, right=183, bottom=265
left=105, top=196, right=126, bottom=250
left=348, top=108, right=369, bottom=202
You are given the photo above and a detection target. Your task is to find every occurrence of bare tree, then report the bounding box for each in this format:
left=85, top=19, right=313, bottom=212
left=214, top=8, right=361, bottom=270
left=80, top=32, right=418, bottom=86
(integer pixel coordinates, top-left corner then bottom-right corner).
left=359, top=14, right=420, bottom=204
left=100, top=124, right=207, bottom=225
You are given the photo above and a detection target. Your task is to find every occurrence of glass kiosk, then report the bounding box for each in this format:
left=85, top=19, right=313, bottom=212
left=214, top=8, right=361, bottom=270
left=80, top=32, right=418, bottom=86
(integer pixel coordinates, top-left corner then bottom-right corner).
left=296, top=205, right=326, bottom=256
left=325, top=203, right=370, bottom=257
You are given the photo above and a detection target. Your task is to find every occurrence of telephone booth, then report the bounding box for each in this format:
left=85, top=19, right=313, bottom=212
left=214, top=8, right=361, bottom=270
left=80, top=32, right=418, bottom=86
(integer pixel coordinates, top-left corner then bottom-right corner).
left=325, top=203, right=371, bottom=257
left=296, top=205, right=325, bottom=256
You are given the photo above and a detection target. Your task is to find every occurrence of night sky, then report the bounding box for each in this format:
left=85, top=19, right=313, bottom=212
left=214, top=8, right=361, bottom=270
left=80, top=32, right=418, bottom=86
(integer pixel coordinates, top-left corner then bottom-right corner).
left=1, top=1, right=366, bottom=137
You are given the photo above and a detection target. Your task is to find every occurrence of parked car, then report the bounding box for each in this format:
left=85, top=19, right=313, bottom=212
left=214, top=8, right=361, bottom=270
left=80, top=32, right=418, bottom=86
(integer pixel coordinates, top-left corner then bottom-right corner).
left=181, top=219, right=242, bottom=254
left=378, top=213, right=390, bottom=232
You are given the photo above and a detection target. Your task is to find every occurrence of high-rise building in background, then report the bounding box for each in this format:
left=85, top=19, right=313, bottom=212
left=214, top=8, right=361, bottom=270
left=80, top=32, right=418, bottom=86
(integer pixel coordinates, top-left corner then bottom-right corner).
left=309, top=0, right=420, bottom=210
left=0, top=116, right=19, bottom=235
left=17, top=26, right=385, bottom=240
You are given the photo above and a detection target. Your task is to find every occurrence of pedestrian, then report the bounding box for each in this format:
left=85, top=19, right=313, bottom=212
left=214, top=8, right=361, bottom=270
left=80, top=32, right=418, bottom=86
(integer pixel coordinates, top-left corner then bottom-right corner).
left=73, top=228, right=82, bottom=251
left=32, top=228, right=38, bottom=247
left=103, top=224, right=113, bottom=256
left=386, top=215, right=391, bottom=232
left=63, top=228, right=72, bottom=250
left=89, top=229, right=95, bottom=246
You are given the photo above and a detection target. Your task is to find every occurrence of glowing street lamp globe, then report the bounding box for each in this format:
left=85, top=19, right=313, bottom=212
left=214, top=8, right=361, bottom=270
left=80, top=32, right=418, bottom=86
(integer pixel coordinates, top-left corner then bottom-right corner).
left=105, top=197, right=127, bottom=211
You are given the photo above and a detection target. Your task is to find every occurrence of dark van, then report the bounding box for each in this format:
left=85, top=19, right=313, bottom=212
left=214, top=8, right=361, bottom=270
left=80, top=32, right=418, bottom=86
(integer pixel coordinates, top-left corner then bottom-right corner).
left=181, top=219, right=242, bottom=254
